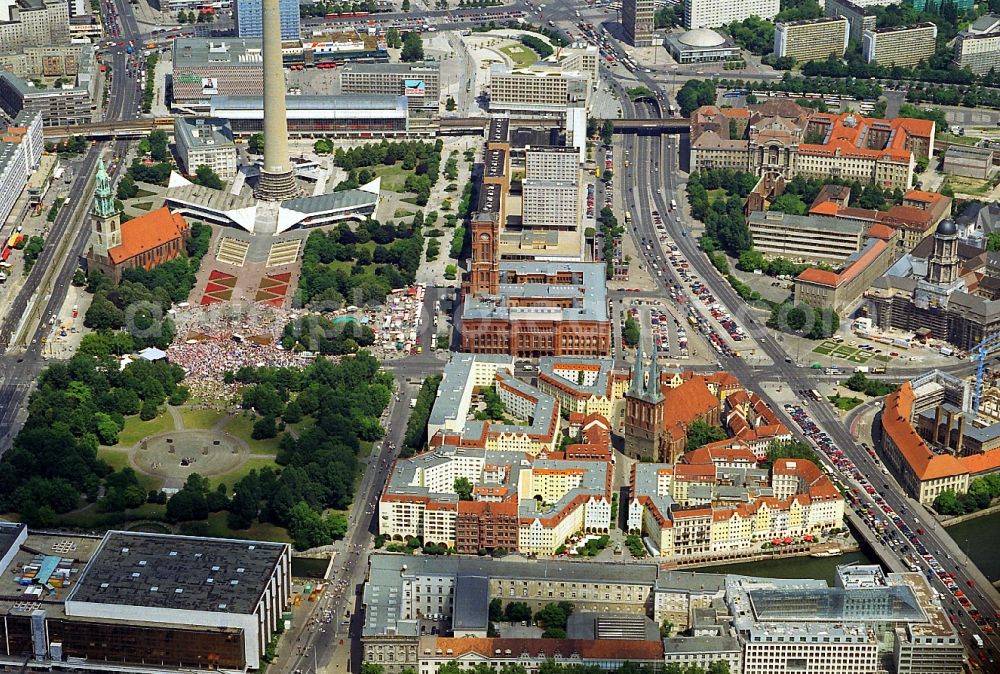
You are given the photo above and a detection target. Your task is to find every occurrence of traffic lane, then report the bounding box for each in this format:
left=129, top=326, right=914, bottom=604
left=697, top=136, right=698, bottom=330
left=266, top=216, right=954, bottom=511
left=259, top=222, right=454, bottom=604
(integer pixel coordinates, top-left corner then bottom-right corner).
left=637, top=92, right=998, bottom=654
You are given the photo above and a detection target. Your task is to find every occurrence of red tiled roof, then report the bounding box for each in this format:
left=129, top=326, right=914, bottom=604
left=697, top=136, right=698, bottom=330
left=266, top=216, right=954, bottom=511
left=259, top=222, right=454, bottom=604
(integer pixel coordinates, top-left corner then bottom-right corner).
left=107, top=207, right=189, bottom=265
left=431, top=637, right=664, bottom=661
left=867, top=223, right=896, bottom=241
left=882, top=383, right=966, bottom=481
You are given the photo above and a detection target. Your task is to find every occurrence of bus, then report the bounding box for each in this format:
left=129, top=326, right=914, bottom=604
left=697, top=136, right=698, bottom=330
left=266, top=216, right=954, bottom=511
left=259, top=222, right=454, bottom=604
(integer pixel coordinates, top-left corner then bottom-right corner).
left=624, top=211, right=631, bottom=225
left=809, top=389, right=822, bottom=402
left=973, top=634, right=984, bottom=649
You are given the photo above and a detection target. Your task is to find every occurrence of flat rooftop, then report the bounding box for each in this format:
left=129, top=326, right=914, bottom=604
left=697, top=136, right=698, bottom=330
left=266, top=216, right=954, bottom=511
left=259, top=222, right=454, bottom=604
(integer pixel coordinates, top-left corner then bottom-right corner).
left=0, top=532, right=104, bottom=603
left=66, top=531, right=287, bottom=615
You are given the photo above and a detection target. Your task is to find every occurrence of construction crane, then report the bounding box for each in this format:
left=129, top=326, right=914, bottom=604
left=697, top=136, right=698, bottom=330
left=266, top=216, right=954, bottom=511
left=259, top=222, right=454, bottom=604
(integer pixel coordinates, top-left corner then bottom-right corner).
left=971, top=331, right=1000, bottom=417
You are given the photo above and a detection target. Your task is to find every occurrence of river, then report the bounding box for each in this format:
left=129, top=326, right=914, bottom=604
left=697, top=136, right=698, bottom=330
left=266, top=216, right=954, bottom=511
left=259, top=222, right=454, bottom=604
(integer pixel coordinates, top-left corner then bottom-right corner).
left=699, top=551, right=876, bottom=585
left=944, top=511, right=1000, bottom=583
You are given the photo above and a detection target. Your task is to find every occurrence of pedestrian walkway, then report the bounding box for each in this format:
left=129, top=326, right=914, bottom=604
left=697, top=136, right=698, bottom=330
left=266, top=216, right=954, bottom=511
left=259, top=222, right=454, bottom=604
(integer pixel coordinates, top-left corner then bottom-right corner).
left=216, top=237, right=249, bottom=267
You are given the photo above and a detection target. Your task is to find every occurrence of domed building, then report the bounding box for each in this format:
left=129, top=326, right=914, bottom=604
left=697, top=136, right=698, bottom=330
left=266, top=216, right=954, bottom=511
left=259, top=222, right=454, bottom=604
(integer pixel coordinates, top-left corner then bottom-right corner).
left=664, top=28, right=740, bottom=64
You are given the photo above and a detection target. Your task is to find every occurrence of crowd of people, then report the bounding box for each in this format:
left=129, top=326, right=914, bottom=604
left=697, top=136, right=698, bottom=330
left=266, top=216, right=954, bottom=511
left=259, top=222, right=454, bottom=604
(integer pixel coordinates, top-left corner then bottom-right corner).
left=166, top=304, right=312, bottom=400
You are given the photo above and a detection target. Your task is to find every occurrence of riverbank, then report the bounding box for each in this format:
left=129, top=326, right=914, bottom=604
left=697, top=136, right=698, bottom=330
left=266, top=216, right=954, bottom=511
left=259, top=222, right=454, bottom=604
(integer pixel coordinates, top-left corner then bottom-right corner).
left=670, top=539, right=859, bottom=571
left=702, top=550, right=874, bottom=584
left=940, top=500, right=1000, bottom=527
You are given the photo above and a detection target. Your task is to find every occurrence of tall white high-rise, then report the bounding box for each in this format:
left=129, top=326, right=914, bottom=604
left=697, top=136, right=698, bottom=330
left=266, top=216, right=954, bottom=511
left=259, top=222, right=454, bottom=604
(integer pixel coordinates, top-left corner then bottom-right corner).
left=685, top=0, right=779, bottom=29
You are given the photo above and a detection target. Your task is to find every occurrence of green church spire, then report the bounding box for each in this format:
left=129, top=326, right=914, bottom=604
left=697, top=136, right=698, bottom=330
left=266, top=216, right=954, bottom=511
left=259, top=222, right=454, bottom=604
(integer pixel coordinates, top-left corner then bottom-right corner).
left=93, top=157, right=117, bottom=220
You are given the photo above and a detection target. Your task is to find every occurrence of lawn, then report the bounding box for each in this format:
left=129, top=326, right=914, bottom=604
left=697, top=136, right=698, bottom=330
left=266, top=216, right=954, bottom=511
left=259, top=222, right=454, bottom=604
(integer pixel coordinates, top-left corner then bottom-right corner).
left=207, top=457, right=278, bottom=493
left=180, top=407, right=229, bottom=430
left=223, top=414, right=283, bottom=455
left=373, top=162, right=412, bottom=192
left=133, top=201, right=154, bottom=211
left=944, top=175, right=994, bottom=196
left=393, top=208, right=415, bottom=219
left=707, top=188, right=727, bottom=204
left=135, top=188, right=156, bottom=198
left=116, top=412, right=175, bottom=447
left=829, top=394, right=864, bottom=412
left=202, top=511, right=293, bottom=544
left=500, top=43, right=537, bottom=68
left=97, top=448, right=162, bottom=491
left=938, top=132, right=978, bottom=146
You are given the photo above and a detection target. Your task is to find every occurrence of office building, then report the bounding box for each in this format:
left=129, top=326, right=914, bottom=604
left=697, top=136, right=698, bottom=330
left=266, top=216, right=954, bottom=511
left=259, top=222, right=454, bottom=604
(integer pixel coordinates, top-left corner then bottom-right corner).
left=0, top=0, right=68, bottom=53
left=0, top=44, right=91, bottom=80
left=338, top=61, right=440, bottom=109
left=488, top=63, right=591, bottom=115
left=684, top=0, right=779, bottom=29
left=942, top=144, right=995, bottom=179
left=793, top=229, right=898, bottom=313
left=774, top=17, right=849, bottom=63
left=863, top=23, right=937, bottom=67
left=233, top=0, right=299, bottom=40
left=522, top=145, right=580, bottom=230
left=210, top=94, right=411, bottom=137
left=825, top=0, right=877, bottom=42
left=691, top=100, right=935, bottom=191
left=623, top=0, right=654, bottom=46
left=878, top=370, right=1000, bottom=506
left=749, top=210, right=869, bottom=263
left=730, top=569, right=961, bottom=674
left=0, top=529, right=291, bottom=674
left=172, top=35, right=385, bottom=112
left=460, top=262, right=611, bottom=357
left=361, top=555, right=957, bottom=674
left=174, top=117, right=238, bottom=180
left=664, top=28, right=741, bottom=64
left=0, top=69, right=88, bottom=126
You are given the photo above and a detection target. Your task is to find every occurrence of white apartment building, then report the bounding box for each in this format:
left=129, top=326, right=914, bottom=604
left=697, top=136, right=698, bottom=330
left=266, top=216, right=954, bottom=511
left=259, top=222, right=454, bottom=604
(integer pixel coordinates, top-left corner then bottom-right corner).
left=173, top=117, right=238, bottom=180
left=0, top=0, right=69, bottom=52
left=954, top=29, right=1000, bottom=75
left=522, top=145, right=580, bottom=231
left=685, top=0, right=779, bottom=29
left=0, top=111, right=41, bottom=233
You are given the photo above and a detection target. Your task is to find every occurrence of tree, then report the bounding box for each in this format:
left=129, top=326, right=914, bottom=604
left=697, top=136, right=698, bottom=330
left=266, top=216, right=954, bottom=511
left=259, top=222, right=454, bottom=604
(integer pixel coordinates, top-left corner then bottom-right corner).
left=445, top=96, right=457, bottom=111
left=248, top=133, right=264, bottom=154
left=148, top=129, right=169, bottom=162
left=401, top=0, right=410, bottom=10
left=600, top=119, right=614, bottom=145
left=623, top=316, right=641, bottom=347
left=769, top=192, right=807, bottom=215
left=686, top=420, right=727, bottom=451
left=489, top=598, right=503, bottom=622
left=400, top=32, right=424, bottom=61
left=193, top=165, right=224, bottom=190
left=454, top=476, right=474, bottom=501
left=504, top=601, right=532, bottom=623
left=535, top=601, right=574, bottom=631
left=314, top=138, right=333, bottom=154
left=385, top=27, right=402, bottom=48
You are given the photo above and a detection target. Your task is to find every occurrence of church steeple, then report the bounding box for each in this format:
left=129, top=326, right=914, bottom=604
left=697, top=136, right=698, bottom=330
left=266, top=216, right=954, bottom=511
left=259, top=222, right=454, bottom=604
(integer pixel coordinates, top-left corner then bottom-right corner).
left=644, top=349, right=663, bottom=403
left=89, top=157, right=121, bottom=258
left=630, top=339, right=646, bottom=396
left=93, top=158, right=117, bottom=220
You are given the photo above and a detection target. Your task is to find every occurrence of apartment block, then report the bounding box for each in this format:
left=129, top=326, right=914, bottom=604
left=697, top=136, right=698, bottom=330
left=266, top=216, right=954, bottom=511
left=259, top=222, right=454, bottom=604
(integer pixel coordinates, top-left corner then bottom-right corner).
left=863, top=23, right=938, bottom=67
left=522, top=147, right=580, bottom=230
left=824, top=0, right=877, bottom=43
left=0, top=0, right=69, bottom=53
left=233, top=0, right=299, bottom=39
left=622, top=0, right=654, bottom=46
left=774, top=17, right=849, bottom=63
left=629, top=456, right=844, bottom=560
left=685, top=0, right=779, bottom=29
left=536, top=356, right=630, bottom=430
left=0, top=70, right=89, bottom=126
left=338, top=61, right=440, bottom=109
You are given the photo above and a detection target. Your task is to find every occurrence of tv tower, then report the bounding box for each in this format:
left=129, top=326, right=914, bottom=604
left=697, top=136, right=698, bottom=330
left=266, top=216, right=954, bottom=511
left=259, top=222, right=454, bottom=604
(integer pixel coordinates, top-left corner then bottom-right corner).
left=253, top=0, right=298, bottom=200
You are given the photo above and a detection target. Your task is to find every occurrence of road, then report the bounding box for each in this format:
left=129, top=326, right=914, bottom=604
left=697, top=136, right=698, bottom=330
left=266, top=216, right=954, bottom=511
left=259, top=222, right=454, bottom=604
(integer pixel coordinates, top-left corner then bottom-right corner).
left=0, top=0, right=141, bottom=448
left=616, top=68, right=1000, bottom=664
